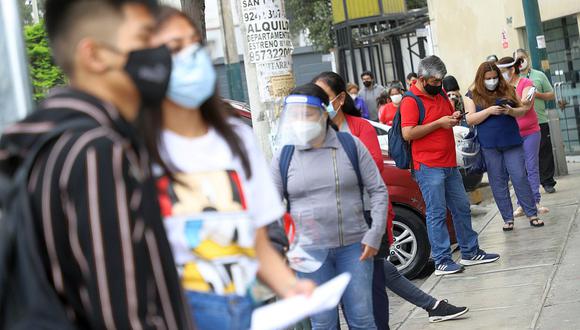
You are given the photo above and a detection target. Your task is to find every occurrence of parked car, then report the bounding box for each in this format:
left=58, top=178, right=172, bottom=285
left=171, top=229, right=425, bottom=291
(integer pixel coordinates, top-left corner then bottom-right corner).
left=368, top=121, right=484, bottom=192
left=228, top=100, right=455, bottom=278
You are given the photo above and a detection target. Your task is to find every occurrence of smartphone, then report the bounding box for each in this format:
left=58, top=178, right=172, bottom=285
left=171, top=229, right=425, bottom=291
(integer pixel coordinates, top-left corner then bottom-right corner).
left=525, top=87, right=536, bottom=102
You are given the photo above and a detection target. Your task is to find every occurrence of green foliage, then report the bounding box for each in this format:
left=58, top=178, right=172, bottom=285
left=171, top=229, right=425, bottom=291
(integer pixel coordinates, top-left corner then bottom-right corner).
left=24, top=21, right=65, bottom=101
left=286, top=0, right=334, bottom=52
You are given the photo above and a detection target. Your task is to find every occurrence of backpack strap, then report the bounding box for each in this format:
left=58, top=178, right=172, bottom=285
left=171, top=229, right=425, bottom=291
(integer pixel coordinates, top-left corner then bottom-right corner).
left=402, top=91, right=427, bottom=125
left=279, top=145, right=295, bottom=212
left=336, top=132, right=364, bottom=207
left=278, top=133, right=365, bottom=212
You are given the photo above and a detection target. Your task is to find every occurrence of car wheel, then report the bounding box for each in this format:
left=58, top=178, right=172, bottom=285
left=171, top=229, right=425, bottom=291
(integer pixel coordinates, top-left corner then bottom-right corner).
left=387, top=206, right=431, bottom=280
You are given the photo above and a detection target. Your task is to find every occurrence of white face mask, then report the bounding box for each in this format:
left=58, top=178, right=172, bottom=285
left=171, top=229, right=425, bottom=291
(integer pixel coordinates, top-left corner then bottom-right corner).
left=390, top=94, right=403, bottom=104
left=502, top=71, right=512, bottom=82
left=520, top=58, right=529, bottom=70
left=291, top=121, right=324, bottom=146
left=484, top=78, right=499, bottom=91
left=349, top=93, right=357, bottom=100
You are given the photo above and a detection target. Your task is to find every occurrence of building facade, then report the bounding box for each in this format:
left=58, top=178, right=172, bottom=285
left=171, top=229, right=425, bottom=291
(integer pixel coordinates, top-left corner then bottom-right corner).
left=427, top=0, right=580, bottom=154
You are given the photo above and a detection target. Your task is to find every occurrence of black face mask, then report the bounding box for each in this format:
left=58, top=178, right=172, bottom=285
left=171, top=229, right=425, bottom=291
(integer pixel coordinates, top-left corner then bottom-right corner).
left=363, top=81, right=372, bottom=88
left=124, top=45, right=172, bottom=107
left=424, top=83, right=442, bottom=96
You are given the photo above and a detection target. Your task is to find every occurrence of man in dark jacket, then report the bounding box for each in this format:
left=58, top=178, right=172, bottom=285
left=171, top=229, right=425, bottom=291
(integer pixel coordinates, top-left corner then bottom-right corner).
left=0, top=0, right=193, bottom=328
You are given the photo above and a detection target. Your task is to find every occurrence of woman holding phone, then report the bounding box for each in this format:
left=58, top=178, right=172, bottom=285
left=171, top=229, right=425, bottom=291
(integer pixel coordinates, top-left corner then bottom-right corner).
left=464, top=61, right=544, bottom=231
left=497, top=56, right=548, bottom=217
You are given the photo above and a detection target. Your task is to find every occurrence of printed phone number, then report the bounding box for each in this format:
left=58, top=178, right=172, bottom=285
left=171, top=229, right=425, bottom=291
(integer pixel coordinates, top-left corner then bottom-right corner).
left=249, top=48, right=292, bottom=63
left=243, top=9, right=282, bottom=22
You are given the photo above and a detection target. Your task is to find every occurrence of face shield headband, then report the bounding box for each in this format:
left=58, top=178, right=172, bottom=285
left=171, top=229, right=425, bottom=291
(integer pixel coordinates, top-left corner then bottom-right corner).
left=276, top=94, right=328, bottom=148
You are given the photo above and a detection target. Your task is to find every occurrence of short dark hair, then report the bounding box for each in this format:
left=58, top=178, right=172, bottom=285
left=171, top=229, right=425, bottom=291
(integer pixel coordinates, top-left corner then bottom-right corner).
left=442, top=75, right=460, bottom=92
left=406, top=72, right=418, bottom=80
left=361, top=71, right=374, bottom=79
left=45, top=0, right=157, bottom=75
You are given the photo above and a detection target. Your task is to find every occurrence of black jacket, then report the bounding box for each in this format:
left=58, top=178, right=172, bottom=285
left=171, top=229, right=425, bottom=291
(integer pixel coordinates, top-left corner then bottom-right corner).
left=0, top=88, right=194, bottom=329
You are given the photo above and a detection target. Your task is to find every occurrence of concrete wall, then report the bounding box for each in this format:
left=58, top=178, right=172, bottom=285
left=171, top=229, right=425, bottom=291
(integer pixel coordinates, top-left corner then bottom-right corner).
left=426, top=0, right=580, bottom=92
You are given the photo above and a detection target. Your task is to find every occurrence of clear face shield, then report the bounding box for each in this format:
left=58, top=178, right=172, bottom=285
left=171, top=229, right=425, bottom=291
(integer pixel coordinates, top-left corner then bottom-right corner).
left=275, top=95, right=328, bottom=148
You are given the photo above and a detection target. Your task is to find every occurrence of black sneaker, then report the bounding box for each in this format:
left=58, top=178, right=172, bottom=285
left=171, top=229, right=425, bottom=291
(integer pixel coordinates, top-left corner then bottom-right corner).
left=544, top=185, right=556, bottom=194
left=428, top=300, right=469, bottom=323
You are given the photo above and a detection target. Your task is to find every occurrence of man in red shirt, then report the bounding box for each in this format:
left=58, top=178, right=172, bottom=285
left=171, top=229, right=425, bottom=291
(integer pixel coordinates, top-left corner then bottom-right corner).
left=400, top=56, right=499, bottom=275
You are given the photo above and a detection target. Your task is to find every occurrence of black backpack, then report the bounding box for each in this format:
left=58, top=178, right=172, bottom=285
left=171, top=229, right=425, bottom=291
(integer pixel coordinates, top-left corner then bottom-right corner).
left=0, top=119, right=93, bottom=329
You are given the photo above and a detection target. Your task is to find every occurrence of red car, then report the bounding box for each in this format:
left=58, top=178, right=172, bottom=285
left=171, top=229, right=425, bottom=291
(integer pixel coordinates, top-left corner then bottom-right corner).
left=229, top=100, right=457, bottom=279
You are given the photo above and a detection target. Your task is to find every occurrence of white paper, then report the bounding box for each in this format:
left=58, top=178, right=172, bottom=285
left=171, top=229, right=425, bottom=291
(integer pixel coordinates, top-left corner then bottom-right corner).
left=536, top=35, right=546, bottom=49
left=251, top=272, right=352, bottom=330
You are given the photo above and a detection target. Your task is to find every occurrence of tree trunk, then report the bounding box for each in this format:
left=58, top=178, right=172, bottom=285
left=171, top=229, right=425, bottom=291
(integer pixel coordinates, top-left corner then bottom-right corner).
left=180, top=0, right=206, bottom=41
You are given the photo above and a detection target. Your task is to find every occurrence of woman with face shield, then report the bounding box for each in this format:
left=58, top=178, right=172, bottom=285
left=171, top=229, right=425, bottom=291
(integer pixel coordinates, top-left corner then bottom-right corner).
left=497, top=56, right=549, bottom=218
left=272, top=83, right=388, bottom=330
left=311, top=72, right=468, bottom=327
left=464, top=61, right=544, bottom=231
left=142, top=6, right=315, bottom=329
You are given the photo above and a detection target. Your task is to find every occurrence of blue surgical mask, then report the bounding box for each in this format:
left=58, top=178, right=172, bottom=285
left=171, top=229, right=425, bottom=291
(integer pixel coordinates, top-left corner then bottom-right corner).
left=326, top=95, right=340, bottom=119
left=167, top=43, right=216, bottom=109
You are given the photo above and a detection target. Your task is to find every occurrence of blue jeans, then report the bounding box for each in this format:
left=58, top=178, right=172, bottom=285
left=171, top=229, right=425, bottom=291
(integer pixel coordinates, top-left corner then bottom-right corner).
left=297, top=243, right=376, bottom=330
left=482, top=146, right=537, bottom=221
left=186, top=291, right=254, bottom=330
left=414, top=165, right=479, bottom=266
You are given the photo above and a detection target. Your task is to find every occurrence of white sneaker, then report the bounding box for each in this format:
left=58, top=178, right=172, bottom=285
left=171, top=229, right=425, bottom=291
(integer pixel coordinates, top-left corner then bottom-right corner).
left=537, top=204, right=550, bottom=215
left=513, top=206, right=525, bottom=218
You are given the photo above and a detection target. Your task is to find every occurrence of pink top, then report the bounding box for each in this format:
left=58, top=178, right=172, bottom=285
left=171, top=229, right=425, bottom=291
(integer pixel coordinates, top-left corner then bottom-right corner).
left=515, top=78, right=540, bottom=137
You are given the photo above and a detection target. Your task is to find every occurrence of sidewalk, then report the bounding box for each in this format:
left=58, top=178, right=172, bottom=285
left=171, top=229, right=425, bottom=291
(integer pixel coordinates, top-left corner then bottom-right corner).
left=391, top=162, right=580, bottom=330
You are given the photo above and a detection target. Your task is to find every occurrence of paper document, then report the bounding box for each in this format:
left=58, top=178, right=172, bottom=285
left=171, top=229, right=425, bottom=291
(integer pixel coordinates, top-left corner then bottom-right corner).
left=251, top=272, right=351, bottom=330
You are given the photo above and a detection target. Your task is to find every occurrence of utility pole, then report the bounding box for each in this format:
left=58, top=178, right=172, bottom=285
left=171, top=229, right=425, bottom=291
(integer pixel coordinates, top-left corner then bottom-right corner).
left=522, top=0, right=568, bottom=177
left=218, top=0, right=245, bottom=101
left=521, top=0, right=550, bottom=79
left=181, top=0, right=206, bottom=41
left=235, top=0, right=295, bottom=159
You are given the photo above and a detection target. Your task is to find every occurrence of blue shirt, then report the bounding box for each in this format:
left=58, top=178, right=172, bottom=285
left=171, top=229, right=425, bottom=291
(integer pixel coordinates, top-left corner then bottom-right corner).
left=476, top=101, right=522, bottom=149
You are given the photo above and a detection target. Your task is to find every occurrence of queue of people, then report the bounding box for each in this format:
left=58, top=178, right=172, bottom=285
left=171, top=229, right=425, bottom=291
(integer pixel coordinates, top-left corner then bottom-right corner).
left=0, top=1, right=558, bottom=330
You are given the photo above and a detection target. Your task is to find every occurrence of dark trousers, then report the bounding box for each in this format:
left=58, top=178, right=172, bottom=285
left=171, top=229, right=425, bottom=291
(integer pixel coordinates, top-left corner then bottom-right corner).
left=372, top=259, right=389, bottom=330
left=539, top=123, right=557, bottom=188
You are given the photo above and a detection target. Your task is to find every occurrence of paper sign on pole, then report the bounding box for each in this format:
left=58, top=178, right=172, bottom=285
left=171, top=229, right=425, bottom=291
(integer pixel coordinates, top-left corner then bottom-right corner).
left=240, top=0, right=294, bottom=103
left=536, top=35, right=546, bottom=49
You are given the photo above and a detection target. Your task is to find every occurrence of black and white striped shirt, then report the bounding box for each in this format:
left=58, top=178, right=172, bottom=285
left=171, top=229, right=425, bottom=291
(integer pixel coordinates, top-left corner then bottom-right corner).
left=0, top=88, right=194, bottom=329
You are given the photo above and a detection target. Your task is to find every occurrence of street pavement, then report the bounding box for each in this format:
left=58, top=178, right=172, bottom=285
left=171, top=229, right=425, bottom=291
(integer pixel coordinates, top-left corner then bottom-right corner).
left=390, top=161, right=580, bottom=330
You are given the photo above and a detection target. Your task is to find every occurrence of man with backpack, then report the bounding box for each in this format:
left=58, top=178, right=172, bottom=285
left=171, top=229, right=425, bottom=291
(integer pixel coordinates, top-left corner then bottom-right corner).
left=398, top=56, right=499, bottom=275
left=0, top=0, right=193, bottom=328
